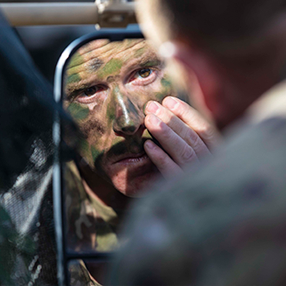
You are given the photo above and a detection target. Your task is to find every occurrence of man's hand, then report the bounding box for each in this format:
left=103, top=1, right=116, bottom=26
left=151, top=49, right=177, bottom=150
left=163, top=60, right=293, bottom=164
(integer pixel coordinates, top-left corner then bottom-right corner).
left=144, top=96, right=220, bottom=179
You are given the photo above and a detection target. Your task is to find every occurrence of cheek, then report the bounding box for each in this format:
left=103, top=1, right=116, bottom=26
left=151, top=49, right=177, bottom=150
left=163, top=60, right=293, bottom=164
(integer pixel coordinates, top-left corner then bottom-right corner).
left=66, top=103, right=90, bottom=121
left=126, top=80, right=174, bottom=109
left=71, top=106, right=109, bottom=153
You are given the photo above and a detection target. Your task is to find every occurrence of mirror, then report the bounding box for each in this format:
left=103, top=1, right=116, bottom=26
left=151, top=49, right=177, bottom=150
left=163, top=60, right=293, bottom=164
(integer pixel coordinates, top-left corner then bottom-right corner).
left=55, top=29, right=185, bottom=285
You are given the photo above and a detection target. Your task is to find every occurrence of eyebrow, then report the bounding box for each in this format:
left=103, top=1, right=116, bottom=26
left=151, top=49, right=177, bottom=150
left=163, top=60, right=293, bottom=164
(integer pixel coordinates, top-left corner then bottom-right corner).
left=140, top=59, right=163, bottom=68
left=65, top=79, right=96, bottom=101
left=123, top=54, right=164, bottom=74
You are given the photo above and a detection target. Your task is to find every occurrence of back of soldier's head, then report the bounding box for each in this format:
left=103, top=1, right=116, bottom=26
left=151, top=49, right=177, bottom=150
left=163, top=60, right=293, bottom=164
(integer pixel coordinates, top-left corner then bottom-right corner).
left=138, top=0, right=286, bottom=60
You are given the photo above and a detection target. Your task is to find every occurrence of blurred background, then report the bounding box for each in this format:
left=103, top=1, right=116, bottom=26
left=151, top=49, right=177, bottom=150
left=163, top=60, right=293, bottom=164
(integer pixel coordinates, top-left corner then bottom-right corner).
left=1, top=0, right=134, bottom=84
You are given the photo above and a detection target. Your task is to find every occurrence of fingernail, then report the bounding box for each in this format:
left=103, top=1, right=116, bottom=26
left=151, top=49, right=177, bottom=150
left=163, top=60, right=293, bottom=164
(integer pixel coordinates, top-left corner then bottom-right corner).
left=144, top=140, right=155, bottom=149
left=148, top=114, right=161, bottom=126
left=146, top=101, right=160, bottom=114
left=164, top=97, right=178, bottom=110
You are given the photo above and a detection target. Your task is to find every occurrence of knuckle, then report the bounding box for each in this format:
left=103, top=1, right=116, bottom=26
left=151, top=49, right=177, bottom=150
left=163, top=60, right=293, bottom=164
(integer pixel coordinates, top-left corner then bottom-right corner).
left=160, top=126, right=173, bottom=142
left=175, top=101, right=189, bottom=116
left=188, top=129, right=202, bottom=149
left=200, top=123, right=215, bottom=140
left=157, top=151, right=170, bottom=167
left=180, top=144, right=196, bottom=162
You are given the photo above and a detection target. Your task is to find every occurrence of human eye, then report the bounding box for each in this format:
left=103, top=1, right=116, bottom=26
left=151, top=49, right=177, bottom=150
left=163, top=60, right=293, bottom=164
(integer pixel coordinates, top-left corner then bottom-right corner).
left=75, top=85, right=107, bottom=104
left=128, top=68, right=158, bottom=86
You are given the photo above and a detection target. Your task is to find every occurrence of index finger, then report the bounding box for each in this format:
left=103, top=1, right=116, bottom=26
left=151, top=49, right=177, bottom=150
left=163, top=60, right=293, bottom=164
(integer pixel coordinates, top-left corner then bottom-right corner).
left=162, top=96, right=221, bottom=149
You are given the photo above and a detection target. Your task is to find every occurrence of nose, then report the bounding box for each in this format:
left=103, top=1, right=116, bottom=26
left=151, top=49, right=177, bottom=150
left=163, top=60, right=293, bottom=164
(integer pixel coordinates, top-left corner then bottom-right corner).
left=111, top=88, right=145, bottom=136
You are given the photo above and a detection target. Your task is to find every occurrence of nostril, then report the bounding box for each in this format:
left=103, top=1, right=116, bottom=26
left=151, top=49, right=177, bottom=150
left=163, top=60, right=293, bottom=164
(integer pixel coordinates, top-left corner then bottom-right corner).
left=113, top=118, right=140, bottom=135
left=112, top=98, right=145, bottom=135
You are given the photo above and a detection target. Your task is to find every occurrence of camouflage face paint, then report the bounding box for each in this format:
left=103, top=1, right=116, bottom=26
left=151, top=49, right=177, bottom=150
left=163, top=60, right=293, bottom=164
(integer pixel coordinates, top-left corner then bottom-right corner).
left=63, top=38, right=177, bottom=196
left=67, top=103, right=89, bottom=121
left=67, top=73, right=82, bottom=85
left=68, top=52, right=85, bottom=68
left=106, top=95, right=116, bottom=124
left=88, top=58, right=103, bottom=72
left=91, top=145, right=101, bottom=162
left=161, top=77, right=172, bottom=88
left=98, top=58, right=123, bottom=79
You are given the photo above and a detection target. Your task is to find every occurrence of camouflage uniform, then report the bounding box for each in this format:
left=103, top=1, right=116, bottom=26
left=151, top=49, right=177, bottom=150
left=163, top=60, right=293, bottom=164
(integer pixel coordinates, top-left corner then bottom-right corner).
left=109, top=82, right=286, bottom=286
left=64, top=161, right=121, bottom=285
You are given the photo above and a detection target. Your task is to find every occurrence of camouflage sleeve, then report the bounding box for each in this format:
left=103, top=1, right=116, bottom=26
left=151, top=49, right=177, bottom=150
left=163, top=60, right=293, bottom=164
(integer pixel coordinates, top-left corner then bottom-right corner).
left=0, top=205, right=35, bottom=285
left=64, top=161, right=119, bottom=253
left=68, top=259, right=100, bottom=286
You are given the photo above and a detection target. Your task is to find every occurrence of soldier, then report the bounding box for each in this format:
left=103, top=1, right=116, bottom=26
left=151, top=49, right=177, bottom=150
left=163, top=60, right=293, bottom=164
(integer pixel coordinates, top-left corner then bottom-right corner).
left=62, top=38, right=217, bottom=284
left=108, top=0, right=286, bottom=285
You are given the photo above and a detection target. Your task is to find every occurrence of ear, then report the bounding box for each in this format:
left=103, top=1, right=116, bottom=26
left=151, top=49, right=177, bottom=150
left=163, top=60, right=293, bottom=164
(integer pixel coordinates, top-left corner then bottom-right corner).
left=163, top=41, right=221, bottom=118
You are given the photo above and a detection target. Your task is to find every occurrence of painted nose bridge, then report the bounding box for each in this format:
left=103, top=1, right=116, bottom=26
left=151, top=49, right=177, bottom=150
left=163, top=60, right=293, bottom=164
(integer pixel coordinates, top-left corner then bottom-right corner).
left=112, top=87, right=144, bottom=135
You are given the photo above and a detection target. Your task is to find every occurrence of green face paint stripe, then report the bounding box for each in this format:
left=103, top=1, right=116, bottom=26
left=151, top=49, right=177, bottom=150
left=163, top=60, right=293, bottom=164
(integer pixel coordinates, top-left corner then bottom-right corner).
left=155, top=92, right=168, bottom=102
left=106, top=100, right=116, bottom=123
left=78, top=138, right=89, bottom=154
left=106, top=85, right=120, bottom=124
left=140, top=59, right=162, bottom=68
left=135, top=47, right=146, bottom=58
left=91, top=145, right=101, bottom=162
left=66, top=73, right=82, bottom=85
left=161, top=77, right=172, bottom=88
left=67, top=103, right=89, bottom=121
left=98, top=58, right=123, bottom=78
left=68, top=52, right=85, bottom=69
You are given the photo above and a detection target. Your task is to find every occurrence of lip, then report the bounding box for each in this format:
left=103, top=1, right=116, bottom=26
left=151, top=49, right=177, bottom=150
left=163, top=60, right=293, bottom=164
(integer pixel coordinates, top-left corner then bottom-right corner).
left=112, top=151, right=148, bottom=165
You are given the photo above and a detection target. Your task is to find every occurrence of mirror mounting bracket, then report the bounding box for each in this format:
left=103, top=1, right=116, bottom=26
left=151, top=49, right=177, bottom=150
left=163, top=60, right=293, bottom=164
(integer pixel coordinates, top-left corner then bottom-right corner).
left=95, top=0, right=137, bottom=29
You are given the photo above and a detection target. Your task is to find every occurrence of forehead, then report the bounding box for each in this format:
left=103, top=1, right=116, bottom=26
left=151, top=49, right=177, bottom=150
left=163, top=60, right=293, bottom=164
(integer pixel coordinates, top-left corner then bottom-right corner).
left=67, top=39, right=156, bottom=72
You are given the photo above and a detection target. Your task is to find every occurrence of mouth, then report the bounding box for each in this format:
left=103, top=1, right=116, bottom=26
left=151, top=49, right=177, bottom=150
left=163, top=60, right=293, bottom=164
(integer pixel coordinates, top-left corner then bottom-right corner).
left=112, top=151, right=149, bottom=165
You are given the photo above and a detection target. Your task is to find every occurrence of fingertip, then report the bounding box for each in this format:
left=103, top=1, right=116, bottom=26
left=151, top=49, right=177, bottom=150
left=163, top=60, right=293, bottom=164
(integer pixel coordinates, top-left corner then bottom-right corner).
left=144, top=100, right=158, bottom=115
left=144, top=139, right=155, bottom=150
left=143, top=101, right=151, bottom=115
left=163, top=96, right=179, bottom=111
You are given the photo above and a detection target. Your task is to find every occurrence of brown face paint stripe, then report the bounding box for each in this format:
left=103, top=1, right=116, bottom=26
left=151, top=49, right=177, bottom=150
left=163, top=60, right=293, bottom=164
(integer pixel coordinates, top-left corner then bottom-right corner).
left=88, top=58, right=104, bottom=72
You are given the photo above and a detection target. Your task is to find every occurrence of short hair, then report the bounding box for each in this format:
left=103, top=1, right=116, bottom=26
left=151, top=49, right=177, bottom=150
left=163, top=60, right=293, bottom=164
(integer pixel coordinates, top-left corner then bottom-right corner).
left=156, top=0, right=285, bottom=58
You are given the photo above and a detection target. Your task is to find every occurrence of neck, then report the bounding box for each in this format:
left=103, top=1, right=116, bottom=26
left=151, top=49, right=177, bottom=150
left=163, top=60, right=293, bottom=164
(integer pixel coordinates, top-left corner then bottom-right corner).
left=216, top=52, right=285, bottom=131
left=208, top=15, right=286, bottom=131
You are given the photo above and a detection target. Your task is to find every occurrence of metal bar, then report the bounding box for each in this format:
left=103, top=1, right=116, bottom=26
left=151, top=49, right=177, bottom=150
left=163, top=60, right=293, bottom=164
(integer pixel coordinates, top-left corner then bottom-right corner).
left=53, top=37, right=70, bottom=286
left=52, top=110, right=66, bottom=285
left=0, top=3, right=99, bottom=26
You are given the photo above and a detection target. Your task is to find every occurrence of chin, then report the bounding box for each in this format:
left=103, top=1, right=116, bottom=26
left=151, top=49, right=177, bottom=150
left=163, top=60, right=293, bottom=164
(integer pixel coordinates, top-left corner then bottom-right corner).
left=97, top=152, right=161, bottom=198
left=111, top=169, right=160, bottom=198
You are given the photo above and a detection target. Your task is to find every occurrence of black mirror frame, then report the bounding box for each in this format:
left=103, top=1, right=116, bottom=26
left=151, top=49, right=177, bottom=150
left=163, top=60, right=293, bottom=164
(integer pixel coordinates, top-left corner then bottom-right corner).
left=52, top=26, right=144, bottom=286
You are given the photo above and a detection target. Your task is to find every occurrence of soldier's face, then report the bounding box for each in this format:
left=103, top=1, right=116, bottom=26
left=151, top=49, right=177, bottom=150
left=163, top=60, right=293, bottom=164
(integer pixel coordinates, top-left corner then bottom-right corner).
left=64, top=39, right=175, bottom=197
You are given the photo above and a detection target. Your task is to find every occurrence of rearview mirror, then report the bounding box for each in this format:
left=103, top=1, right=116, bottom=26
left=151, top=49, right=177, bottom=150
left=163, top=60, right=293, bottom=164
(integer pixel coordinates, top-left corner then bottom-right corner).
left=53, top=27, right=186, bottom=285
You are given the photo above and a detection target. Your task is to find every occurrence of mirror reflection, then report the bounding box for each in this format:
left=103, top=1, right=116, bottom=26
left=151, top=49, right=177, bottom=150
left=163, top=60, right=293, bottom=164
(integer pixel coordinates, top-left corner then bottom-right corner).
left=63, top=38, right=176, bottom=198
left=61, top=37, right=179, bottom=284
